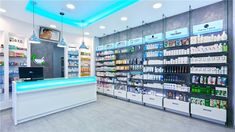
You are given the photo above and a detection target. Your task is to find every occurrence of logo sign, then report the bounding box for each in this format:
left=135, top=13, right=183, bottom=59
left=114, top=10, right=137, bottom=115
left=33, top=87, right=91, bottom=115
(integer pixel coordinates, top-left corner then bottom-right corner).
left=31, top=54, right=45, bottom=65
left=193, top=20, right=223, bottom=35
left=165, top=27, right=189, bottom=40
left=115, top=41, right=127, bottom=48
left=145, top=33, right=163, bottom=43
left=128, top=37, right=143, bottom=46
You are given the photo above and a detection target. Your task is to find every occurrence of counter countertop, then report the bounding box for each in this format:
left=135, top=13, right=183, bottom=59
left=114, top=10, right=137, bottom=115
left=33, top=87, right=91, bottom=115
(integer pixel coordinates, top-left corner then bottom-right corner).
left=15, top=76, right=97, bottom=94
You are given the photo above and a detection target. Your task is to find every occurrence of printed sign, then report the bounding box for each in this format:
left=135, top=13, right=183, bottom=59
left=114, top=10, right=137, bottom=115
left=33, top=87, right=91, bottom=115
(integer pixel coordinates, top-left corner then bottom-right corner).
left=128, top=37, right=143, bottom=46
left=165, top=27, right=189, bottom=40
left=115, top=41, right=127, bottom=48
left=96, top=45, right=104, bottom=51
left=193, top=20, right=223, bottom=35
left=105, top=43, right=115, bottom=50
left=145, top=33, right=163, bottom=43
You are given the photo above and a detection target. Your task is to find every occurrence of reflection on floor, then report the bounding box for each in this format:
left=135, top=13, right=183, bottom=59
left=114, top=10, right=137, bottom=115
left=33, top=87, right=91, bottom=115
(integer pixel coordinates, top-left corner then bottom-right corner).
left=0, top=95, right=234, bottom=132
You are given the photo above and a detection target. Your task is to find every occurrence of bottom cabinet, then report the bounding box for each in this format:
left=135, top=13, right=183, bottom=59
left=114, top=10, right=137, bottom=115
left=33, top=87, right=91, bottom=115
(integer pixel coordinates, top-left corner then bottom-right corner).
left=103, top=87, right=114, bottom=96
left=114, top=90, right=127, bottom=99
left=191, top=104, right=226, bottom=123
left=164, top=98, right=190, bottom=114
left=143, top=94, right=163, bottom=108
left=127, top=92, right=143, bottom=103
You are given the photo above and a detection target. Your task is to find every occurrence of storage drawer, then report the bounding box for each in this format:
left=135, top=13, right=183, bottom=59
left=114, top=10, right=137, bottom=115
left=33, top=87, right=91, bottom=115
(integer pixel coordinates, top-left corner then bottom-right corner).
left=127, top=92, right=142, bottom=102
left=97, top=87, right=104, bottom=93
left=191, top=104, right=226, bottom=122
left=143, top=94, right=163, bottom=107
left=104, top=87, right=114, bottom=96
left=164, top=98, right=189, bottom=114
left=114, top=90, right=127, bottom=99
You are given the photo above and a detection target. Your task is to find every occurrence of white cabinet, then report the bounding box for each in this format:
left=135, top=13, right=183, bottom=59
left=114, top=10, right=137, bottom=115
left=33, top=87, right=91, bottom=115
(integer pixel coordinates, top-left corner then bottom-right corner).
left=191, top=104, right=226, bottom=122
left=164, top=98, right=189, bottom=114
left=97, top=86, right=104, bottom=93
left=114, top=89, right=127, bottom=99
left=104, top=87, right=114, bottom=96
left=143, top=94, right=163, bottom=107
left=127, top=92, right=142, bottom=103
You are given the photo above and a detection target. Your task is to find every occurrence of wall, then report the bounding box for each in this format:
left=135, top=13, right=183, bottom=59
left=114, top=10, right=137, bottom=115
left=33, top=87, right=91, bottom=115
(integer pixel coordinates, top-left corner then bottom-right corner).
left=0, top=15, right=95, bottom=76
left=233, top=0, right=235, bottom=127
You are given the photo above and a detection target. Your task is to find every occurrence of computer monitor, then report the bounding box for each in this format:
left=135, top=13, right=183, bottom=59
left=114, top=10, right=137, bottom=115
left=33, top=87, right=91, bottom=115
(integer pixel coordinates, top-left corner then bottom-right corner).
left=19, top=67, right=44, bottom=81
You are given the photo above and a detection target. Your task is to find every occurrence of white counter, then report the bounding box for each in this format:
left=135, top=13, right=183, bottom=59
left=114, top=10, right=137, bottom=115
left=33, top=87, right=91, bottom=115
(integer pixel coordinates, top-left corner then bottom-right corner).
left=12, top=77, right=97, bottom=125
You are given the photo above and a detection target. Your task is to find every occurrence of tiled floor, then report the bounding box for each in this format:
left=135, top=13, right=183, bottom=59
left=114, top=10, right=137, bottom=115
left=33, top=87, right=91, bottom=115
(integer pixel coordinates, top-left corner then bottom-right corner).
left=0, top=95, right=234, bottom=132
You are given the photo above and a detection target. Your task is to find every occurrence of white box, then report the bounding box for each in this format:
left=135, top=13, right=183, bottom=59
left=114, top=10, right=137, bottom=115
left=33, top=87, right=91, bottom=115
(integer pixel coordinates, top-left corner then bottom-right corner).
left=191, top=104, right=226, bottom=122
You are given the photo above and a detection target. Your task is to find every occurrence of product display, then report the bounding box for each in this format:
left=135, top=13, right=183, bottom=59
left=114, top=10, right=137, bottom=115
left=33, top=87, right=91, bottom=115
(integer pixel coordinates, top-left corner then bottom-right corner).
left=163, top=57, right=189, bottom=64
left=190, top=66, right=228, bottom=75
left=190, top=31, right=228, bottom=45
left=163, top=48, right=190, bottom=56
left=145, top=43, right=163, bottom=50
left=68, top=47, right=79, bottom=78
left=190, top=55, right=227, bottom=64
left=164, top=38, right=189, bottom=48
left=190, top=43, right=228, bottom=54
left=191, top=97, right=227, bottom=110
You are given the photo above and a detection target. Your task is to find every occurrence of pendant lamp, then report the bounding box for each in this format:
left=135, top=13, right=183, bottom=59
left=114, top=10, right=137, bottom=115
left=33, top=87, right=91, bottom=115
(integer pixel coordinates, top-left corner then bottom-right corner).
left=29, top=0, right=40, bottom=44
left=57, top=12, right=67, bottom=48
left=79, top=21, right=88, bottom=49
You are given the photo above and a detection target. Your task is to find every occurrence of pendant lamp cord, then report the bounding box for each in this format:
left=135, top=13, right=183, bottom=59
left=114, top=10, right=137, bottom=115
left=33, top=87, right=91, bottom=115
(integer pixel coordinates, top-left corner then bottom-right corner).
left=82, top=20, right=84, bottom=43
left=60, top=12, right=64, bottom=38
left=32, top=0, right=35, bottom=31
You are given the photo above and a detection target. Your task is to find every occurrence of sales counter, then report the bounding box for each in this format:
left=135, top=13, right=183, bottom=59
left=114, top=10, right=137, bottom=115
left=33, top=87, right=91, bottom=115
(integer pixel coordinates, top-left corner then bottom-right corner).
left=12, top=76, right=97, bottom=125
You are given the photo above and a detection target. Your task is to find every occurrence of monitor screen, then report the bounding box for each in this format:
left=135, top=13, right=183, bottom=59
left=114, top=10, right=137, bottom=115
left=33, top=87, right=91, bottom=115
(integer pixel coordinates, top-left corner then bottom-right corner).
left=19, top=67, right=44, bottom=80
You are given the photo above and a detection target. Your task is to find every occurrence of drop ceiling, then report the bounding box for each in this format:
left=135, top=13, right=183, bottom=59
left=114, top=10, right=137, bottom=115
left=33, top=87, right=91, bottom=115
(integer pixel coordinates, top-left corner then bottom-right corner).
left=0, top=0, right=222, bottom=37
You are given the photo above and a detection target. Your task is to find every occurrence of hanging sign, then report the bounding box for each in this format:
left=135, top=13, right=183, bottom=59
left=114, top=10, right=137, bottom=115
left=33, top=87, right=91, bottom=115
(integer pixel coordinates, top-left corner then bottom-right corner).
left=105, top=43, right=115, bottom=50
left=145, top=33, right=163, bottom=43
left=193, top=19, right=223, bottom=35
left=115, top=41, right=127, bottom=48
left=165, top=27, right=189, bottom=40
left=128, top=37, right=143, bottom=46
left=96, top=45, right=104, bottom=51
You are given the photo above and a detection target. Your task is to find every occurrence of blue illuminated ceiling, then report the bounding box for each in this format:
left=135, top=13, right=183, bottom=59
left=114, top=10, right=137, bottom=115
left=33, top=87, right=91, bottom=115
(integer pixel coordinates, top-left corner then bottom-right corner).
left=26, top=0, right=139, bottom=27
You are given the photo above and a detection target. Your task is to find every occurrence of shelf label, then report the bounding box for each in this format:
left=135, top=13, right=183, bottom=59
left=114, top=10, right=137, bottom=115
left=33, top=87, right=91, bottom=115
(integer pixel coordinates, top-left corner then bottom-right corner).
left=128, top=37, right=143, bottom=46
left=165, top=27, right=189, bottom=40
left=193, top=20, right=223, bottom=35
left=145, top=33, right=163, bottom=43
left=115, top=41, right=127, bottom=48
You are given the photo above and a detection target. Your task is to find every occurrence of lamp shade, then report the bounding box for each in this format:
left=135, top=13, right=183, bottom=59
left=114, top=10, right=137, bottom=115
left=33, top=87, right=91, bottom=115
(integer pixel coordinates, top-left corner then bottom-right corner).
left=57, top=37, right=66, bottom=48
left=29, top=31, right=41, bottom=44
left=79, top=42, right=88, bottom=49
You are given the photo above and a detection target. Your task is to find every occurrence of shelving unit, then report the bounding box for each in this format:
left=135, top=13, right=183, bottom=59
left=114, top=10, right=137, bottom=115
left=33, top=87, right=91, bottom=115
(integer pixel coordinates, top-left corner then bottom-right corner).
left=80, top=49, right=91, bottom=77
left=8, top=34, right=27, bottom=93
left=162, top=29, right=191, bottom=114
left=142, top=38, right=164, bottom=108
left=96, top=17, right=230, bottom=124
left=96, top=47, right=116, bottom=96
left=68, top=46, right=79, bottom=78
left=190, top=30, right=228, bottom=123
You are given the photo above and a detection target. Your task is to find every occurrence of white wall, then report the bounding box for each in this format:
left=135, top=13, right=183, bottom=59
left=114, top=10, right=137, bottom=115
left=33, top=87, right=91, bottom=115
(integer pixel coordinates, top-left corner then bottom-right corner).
left=0, top=15, right=95, bottom=76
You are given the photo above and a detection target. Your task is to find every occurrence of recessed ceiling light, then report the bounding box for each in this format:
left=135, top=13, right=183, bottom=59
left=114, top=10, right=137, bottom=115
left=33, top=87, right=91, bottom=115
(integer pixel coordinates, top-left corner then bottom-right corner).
left=50, top=25, right=56, bottom=28
left=84, top=32, right=90, bottom=35
left=99, top=26, right=106, bottom=29
left=121, top=17, right=128, bottom=21
left=66, top=4, right=75, bottom=10
left=153, top=3, right=162, bottom=9
left=0, top=8, right=6, bottom=13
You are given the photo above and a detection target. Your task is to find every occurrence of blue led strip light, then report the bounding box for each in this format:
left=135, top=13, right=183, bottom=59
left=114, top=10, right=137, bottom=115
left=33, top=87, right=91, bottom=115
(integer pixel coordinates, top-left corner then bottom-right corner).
left=16, top=76, right=97, bottom=92
left=26, top=0, right=139, bottom=27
